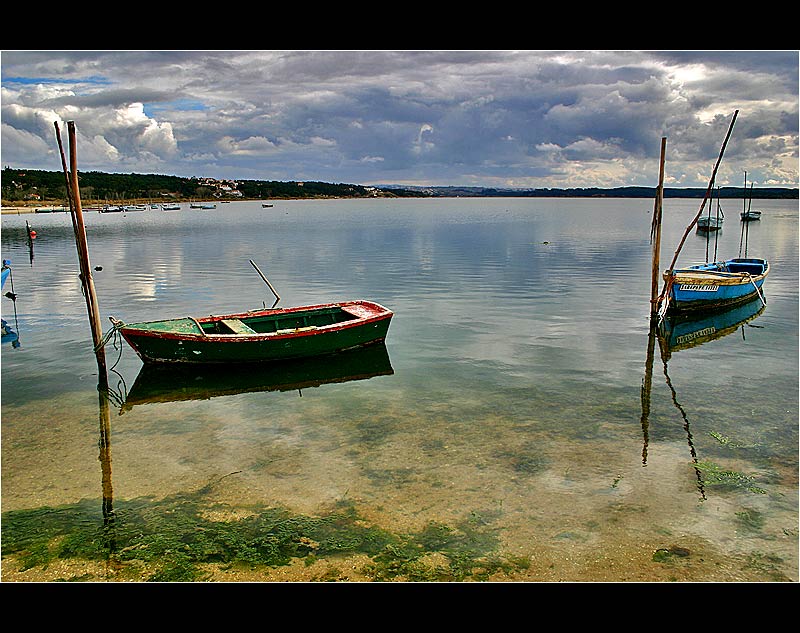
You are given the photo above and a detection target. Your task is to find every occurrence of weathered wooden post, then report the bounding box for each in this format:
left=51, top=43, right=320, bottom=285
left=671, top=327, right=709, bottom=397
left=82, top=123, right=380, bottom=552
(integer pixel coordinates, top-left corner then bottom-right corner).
left=649, top=137, right=667, bottom=322
left=54, top=120, right=107, bottom=378
left=655, top=109, right=739, bottom=316
left=55, top=121, right=116, bottom=537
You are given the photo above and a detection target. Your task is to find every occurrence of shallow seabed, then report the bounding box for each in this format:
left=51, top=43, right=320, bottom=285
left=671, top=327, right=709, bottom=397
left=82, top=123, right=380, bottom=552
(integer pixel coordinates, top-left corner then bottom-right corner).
left=1, top=198, right=797, bottom=582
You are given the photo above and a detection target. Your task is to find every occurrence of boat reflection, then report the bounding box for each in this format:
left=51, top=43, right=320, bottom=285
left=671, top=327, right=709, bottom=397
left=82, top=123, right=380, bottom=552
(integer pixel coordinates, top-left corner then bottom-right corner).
left=640, top=295, right=766, bottom=500
left=657, top=295, right=766, bottom=358
left=2, top=320, right=19, bottom=347
left=120, top=342, right=394, bottom=413
left=2, top=259, right=21, bottom=348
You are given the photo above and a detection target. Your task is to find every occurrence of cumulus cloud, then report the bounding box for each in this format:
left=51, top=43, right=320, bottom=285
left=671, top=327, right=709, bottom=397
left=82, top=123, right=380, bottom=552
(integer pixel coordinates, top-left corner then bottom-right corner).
left=1, top=50, right=797, bottom=187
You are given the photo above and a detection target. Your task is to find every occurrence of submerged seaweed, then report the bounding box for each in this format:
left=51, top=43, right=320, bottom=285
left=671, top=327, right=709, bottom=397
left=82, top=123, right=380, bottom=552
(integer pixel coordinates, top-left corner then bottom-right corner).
left=1, top=487, right=528, bottom=582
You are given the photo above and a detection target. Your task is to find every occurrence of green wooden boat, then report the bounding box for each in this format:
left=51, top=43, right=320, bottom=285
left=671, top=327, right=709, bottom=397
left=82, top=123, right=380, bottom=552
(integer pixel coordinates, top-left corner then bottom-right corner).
left=112, top=300, right=393, bottom=364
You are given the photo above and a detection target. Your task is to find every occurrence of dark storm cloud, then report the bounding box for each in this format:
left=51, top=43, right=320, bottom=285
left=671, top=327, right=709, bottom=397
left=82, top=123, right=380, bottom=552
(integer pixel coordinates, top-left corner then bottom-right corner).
left=1, top=50, right=797, bottom=187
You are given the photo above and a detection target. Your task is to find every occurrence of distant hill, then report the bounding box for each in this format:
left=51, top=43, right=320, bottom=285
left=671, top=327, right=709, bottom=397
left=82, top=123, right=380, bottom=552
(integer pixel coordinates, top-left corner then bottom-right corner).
left=381, top=185, right=799, bottom=199
left=3, top=167, right=797, bottom=204
left=1, top=168, right=420, bottom=204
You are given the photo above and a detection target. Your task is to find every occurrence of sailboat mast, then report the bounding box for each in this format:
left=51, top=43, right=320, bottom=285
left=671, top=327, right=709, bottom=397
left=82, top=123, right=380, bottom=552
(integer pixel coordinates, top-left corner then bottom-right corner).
left=743, top=170, right=747, bottom=216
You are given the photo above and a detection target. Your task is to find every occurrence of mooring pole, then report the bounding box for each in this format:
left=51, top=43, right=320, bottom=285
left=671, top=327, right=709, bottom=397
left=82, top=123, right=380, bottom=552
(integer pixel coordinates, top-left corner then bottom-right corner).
left=655, top=109, right=739, bottom=315
left=649, top=137, right=667, bottom=322
left=55, top=120, right=107, bottom=378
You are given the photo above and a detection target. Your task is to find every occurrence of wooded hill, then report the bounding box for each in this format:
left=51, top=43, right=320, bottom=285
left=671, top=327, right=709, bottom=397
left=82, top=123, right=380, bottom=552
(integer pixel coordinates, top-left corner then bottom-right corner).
left=1, top=168, right=419, bottom=204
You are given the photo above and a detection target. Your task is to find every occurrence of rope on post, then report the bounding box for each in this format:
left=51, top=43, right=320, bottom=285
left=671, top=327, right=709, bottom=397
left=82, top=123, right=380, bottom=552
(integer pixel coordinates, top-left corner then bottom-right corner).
left=95, top=318, right=124, bottom=352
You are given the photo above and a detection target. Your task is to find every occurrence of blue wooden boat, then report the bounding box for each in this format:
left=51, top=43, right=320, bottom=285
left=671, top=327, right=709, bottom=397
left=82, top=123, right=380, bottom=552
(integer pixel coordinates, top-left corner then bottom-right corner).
left=1, top=259, right=10, bottom=290
left=662, top=257, right=768, bottom=314
left=658, top=295, right=766, bottom=355
left=1, top=320, right=18, bottom=346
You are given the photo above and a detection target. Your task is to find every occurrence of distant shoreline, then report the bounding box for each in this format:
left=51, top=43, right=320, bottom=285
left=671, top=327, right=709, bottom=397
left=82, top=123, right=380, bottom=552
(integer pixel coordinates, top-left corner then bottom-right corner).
left=3, top=191, right=798, bottom=216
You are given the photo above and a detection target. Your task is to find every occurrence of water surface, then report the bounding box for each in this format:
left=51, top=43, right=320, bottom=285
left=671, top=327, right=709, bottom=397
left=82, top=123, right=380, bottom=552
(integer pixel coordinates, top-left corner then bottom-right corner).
left=1, top=197, right=797, bottom=581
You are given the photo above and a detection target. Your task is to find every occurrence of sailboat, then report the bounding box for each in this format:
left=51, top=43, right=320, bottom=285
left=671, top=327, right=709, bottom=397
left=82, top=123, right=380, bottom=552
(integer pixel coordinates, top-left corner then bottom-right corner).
left=697, top=188, right=724, bottom=232
left=740, top=171, right=761, bottom=221
left=656, top=110, right=769, bottom=317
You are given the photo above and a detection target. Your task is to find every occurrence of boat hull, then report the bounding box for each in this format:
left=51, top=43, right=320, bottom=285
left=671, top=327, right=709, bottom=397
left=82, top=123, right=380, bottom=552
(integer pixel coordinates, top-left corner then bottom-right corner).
left=697, top=217, right=723, bottom=231
left=665, top=258, right=768, bottom=314
left=117, top=300, right=393, bottom=364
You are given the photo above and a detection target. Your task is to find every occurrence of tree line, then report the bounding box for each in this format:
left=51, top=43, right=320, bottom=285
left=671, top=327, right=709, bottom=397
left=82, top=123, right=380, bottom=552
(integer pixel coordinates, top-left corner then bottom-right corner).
left=1, top=168, right=418, bottom=204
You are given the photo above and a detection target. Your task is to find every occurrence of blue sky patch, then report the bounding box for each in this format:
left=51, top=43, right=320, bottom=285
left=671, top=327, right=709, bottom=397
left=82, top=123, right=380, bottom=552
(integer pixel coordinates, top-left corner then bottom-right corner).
left=2, top=75, right=111, bottom=85
left=144, top=99, right=209, bottom=117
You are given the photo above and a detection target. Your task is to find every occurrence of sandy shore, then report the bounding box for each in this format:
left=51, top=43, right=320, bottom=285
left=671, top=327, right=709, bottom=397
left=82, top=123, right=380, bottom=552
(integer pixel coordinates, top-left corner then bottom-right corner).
left=1, top=207, right=38, bottom=214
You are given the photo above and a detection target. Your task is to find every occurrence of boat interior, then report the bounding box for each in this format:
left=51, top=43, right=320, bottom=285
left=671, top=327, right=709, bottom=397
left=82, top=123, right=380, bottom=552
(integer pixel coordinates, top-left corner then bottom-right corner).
left=204, top=306, right=356, bottom=335
left=686, top=259, right=767, bottom=275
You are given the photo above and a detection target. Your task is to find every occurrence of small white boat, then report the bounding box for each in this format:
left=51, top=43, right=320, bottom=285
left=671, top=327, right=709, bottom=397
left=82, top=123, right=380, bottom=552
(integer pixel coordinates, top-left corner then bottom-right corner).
left=161, top=203, right=181, bottom=211
left=697, top=216, right=723, bottom=231
left=739, top=172, right=761, bottom=222
left=740, top=172, right=761, bottom=221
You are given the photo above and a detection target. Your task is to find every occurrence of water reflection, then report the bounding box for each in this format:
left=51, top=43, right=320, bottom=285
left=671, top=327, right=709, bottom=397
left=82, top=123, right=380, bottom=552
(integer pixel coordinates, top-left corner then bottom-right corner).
left=1, top=320, right=19, bottom=347
left=2, top=198, right=795, bottom=582
left=1, top=259, right=21, bottom=349
left=640, top=296, right=767, bottom=499
left=656, top=296, right=767, bottom=359
left=119, top=342, right=394, bottom=413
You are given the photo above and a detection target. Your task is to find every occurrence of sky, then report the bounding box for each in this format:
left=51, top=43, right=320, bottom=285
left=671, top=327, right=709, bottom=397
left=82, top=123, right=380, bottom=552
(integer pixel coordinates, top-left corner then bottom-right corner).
left=1, top=50, right=798, bottom=189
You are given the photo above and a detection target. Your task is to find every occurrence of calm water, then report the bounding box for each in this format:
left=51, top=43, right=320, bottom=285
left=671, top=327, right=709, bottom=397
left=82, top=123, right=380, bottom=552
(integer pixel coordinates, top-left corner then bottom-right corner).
left=1, top=197, right=797, bottom=582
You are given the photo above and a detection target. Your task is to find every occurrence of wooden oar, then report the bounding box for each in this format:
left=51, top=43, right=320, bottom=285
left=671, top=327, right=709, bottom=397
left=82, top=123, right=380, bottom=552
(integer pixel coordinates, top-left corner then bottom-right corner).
left=249, top=259, right=281, bottom=306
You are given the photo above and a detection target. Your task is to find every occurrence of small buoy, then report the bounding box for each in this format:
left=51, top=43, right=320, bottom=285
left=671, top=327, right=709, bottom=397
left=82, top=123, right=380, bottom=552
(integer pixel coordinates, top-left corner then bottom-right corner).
left=94, top=266, right=103, bottom=271
left=29, top=230, right=37, bottom=239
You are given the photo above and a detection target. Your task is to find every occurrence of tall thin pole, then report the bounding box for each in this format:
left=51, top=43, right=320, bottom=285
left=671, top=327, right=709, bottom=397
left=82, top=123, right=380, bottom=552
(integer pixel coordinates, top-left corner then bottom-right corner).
left=743, top=170, right=747, bottom=216
left=649, top=137, right=667, bottom=321
left=656, top=110, right=739, bottom=313
left=665, top=110, right=738, bottom=273
left=55, top=120, right=107, bottom=377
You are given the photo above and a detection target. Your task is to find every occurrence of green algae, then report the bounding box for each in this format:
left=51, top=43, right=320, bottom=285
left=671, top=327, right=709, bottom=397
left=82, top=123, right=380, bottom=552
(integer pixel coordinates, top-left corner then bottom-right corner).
left=1, top=489, right=528, bottom=582
left=694, top=461, right=767, bottom=494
